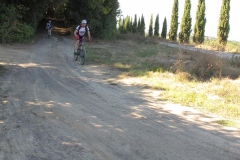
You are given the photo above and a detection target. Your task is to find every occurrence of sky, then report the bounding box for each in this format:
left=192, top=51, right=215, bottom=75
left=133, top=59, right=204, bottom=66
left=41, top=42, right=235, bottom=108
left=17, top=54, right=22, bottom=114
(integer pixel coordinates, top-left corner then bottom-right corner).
left=118, top=0, right=240, bottom=42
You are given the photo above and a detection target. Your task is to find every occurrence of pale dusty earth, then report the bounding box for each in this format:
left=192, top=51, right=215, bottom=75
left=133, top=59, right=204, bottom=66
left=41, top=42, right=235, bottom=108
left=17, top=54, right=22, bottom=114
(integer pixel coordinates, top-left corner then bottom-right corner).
left=0, top=29, right=240, bottom=160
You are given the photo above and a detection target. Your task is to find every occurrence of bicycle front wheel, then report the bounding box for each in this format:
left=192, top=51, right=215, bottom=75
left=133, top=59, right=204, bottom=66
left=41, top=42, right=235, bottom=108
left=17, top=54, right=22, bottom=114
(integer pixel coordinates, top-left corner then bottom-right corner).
left=79, top=48, right=86, bottom=65
left=73, top=52, right=78, bottom=61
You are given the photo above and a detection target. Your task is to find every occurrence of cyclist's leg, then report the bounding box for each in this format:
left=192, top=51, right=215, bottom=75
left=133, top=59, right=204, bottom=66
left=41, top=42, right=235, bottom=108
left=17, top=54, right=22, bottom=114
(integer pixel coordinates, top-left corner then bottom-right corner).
left=74, top=39, right=80, bottom=54
left=79, top=36, right=84, bottom=45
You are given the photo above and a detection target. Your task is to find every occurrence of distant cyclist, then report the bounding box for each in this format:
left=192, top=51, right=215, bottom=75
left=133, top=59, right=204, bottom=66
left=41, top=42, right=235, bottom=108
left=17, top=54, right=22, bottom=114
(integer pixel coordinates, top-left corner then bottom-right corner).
left=46, top=20, right=53, bottom=36
left=74, top=19, right=91, bottom=54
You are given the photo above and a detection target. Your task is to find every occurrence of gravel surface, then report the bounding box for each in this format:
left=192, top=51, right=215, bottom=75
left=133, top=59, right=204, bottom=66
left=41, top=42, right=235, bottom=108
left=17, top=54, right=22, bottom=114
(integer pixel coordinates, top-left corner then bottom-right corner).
left=0, top=33, right=240, bottom=160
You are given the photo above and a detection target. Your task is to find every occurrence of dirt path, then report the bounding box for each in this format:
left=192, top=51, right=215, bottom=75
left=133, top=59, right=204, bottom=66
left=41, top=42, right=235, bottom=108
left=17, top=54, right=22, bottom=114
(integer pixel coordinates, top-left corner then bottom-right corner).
left=0, top=32, right=240, bottom=160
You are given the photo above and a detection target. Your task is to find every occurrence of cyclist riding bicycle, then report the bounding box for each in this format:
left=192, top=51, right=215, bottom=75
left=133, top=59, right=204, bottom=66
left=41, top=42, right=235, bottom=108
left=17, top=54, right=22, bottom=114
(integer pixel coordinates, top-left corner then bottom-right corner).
left=46, top=20, right=53, bottom=36
left=74, top=19, right=91, bottom=54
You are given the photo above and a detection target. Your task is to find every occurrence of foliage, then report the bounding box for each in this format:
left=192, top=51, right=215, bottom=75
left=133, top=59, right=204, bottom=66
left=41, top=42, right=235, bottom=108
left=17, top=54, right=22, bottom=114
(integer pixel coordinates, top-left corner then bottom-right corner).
left=193, top=0, right=206, bottom=44
left=148, top=14, right=153, bottom=37
left=169, top=0, right=179, bottom=41
left=118, top=17, right=124, bottom=33
left=123, top=16, right=131, bottom=33
left=0, top=3, right=35, bottom=43
left=132, top=14, right=138, bottom=33
left=139, top=14, right=145, bottom=36
left=65, top=0, right=119, bottom=39
left=154, top=14, right=159, bottom=37
left=217, top=0, right=230, bottom=46
left=161, top=17, right=167, bottom=39
left=0, top=0, right=67, bottom=43
left=2, top=0, right=66, bottom=28
left=178, top=0, right=192, bottom=43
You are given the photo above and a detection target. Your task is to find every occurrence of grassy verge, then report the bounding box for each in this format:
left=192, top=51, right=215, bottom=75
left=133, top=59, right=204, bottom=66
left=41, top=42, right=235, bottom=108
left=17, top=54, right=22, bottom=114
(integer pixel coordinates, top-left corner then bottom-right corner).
left=87, top=36, right=240, bottom=127
left=193, top=38, right=240, bottom=54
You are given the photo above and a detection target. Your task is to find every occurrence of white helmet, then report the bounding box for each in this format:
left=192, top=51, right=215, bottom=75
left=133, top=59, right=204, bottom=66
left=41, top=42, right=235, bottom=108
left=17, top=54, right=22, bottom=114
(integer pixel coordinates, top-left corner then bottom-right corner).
left=81, top=20, right=87, bottom=24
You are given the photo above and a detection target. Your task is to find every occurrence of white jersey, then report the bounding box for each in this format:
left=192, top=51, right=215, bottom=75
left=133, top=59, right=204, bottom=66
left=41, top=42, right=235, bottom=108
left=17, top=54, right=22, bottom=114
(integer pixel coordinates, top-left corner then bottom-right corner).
left=75, top=25, right=89, bottom=37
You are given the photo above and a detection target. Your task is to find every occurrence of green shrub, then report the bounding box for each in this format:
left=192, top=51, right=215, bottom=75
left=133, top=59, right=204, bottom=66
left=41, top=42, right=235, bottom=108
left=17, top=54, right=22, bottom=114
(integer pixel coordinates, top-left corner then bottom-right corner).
left=0, top=3, right=35, bottom=43
left=1, top=22, right=35, bottom=43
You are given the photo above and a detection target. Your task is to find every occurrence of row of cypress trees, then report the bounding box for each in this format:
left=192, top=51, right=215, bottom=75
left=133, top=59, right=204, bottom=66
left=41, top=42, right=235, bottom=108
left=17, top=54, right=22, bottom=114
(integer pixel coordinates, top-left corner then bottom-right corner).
left=118, top=14, right=167, bottom=39
left=119, top=0, right=231, bottom=46
left=169, top=0, right=230, bottom=46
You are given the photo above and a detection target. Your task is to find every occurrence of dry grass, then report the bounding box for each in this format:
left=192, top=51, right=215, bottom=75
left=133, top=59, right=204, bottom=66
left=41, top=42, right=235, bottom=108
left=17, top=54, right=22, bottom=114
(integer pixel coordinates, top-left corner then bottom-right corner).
left=195, top=38, right=240, bottom=54
left=87, top=35, right=240, bottom=122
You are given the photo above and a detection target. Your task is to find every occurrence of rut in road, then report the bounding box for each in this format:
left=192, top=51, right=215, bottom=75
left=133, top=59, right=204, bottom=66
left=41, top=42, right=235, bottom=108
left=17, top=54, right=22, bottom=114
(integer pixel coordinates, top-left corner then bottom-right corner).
left=0, top=32, right=240, bottom=160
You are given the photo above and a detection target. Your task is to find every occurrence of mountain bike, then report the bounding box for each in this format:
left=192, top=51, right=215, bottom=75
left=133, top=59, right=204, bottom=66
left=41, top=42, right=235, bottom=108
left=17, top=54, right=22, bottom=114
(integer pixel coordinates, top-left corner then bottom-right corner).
left=74, top=39, right=86, bottom=65
left=47, top=29, right=52, bottom=38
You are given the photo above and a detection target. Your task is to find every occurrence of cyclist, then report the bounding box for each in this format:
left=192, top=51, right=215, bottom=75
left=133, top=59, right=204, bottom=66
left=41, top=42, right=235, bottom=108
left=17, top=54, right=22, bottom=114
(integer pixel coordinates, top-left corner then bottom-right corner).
left=74, top=19, right=91, bottom=54
left=46, top=20, right=53, bottom=36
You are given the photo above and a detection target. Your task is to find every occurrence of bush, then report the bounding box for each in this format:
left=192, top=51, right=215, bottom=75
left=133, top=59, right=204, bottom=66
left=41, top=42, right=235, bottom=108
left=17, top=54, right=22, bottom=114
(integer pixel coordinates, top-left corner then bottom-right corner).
left=0, top=3, right=35, bottom=43
left=1, top=22, right=35, bottom=43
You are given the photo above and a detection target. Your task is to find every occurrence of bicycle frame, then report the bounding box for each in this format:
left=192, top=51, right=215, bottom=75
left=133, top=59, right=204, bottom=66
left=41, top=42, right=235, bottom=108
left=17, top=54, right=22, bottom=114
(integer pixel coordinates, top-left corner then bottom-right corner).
left=75, top=38, right=86, bottom=65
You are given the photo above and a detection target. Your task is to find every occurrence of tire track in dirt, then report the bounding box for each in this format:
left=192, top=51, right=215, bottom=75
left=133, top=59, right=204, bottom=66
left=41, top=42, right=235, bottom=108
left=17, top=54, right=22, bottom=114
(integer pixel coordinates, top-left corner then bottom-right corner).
left=0, top=32, right=240, bottom=160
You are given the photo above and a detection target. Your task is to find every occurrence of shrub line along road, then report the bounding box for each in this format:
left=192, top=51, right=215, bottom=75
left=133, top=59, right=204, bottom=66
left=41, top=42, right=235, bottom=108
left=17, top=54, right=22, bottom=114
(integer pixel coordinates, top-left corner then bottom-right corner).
left=0, top=32, right=240, bottom=159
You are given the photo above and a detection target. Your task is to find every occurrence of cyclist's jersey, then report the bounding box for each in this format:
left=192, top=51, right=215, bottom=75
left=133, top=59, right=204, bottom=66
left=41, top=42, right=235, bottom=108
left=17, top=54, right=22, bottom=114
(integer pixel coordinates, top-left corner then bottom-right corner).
left=46, top=23, right=52, bottom=29
left=75, top=25, right=89, bottom=37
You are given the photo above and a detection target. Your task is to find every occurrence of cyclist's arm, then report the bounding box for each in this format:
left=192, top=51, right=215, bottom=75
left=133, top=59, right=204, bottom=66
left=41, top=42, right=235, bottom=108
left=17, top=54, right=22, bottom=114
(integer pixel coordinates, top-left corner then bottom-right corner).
left=87, top=31, right=91, bottom=41
left=74, top=30, right=78, bottom=37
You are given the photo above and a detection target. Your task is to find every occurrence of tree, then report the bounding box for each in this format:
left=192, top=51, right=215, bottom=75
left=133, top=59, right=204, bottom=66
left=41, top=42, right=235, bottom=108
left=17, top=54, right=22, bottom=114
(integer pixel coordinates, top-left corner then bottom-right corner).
left=161, top=17, right=167, bottom=39
left=148, top=14, right=153, bottom=37
left=179, top=0, right=192, bottom=43
left=217, top=0, right=230, bottom=46
left=169, top=0, right=179, bottom=41
left=123, top=16, right=130, bottom=33
left=0, top=0, right=120, bottom=42
left=0, top=0, right=66, bottom=43
left=154, top=14, right=160, bottom=37
left=65, top=0, right=119, bottom=39
left=140, top=14, right=145, bottom=36
left=193, top=0, right=206, bottom=44
left=118, top=17, right=124, bottom=34
left=137, top=17, right=141, bottom=33
left=132, top=14, right=138, bottom=33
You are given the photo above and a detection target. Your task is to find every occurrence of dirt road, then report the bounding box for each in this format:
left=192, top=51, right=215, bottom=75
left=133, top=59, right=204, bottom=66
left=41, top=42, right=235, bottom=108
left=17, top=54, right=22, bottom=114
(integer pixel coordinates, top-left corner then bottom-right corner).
left=0, top=32, right=240, bottom=160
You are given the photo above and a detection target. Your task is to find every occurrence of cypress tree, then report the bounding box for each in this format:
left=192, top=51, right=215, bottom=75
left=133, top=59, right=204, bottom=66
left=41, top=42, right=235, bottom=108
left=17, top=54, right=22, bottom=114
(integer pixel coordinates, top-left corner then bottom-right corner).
left=133, top=14, right=138, bottom=33
left=123, top=16, right=130, bottom=33
left=118, top=17, right=123, bottom=33
left=129, top=17, right=133, bottom=32
left=137, top=17, right=141, bottom=33
left=140, top=14, right=145, bottom=36
left=193, top=0, right=206, bottom=44
left=217, top=0, right=230, bottom=46
left=161, top=17, right=167, bottom=39
left=154, top=14, right=160, bottom=37
left=148, top=14, right=153, bottom=37
left=169, top=0, right=179, bottom=41
left=179, top=0, right=192, bottom=43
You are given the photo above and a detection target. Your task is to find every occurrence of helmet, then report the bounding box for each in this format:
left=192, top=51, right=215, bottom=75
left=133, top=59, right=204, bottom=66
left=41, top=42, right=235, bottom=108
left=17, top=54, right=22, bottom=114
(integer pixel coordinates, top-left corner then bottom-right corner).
left=81, top=20, right=87, bottom=24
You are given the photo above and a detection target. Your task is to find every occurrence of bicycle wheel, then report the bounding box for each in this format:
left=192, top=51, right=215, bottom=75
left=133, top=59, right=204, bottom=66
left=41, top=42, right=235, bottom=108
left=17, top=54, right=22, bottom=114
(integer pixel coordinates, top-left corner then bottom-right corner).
left=79, top=48, right=86, bottom=65
left=73, top=52, right=78, bottom=61
left=48, top=30, right=51, bottom=38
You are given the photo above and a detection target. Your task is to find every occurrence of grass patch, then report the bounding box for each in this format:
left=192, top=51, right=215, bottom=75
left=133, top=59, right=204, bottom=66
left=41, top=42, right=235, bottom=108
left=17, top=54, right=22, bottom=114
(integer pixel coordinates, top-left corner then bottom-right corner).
left=87, top=37, right=240, bottom=121
left=214, top=120, right=240, bottom=128
left=196, top=38, right=240, bottom=54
